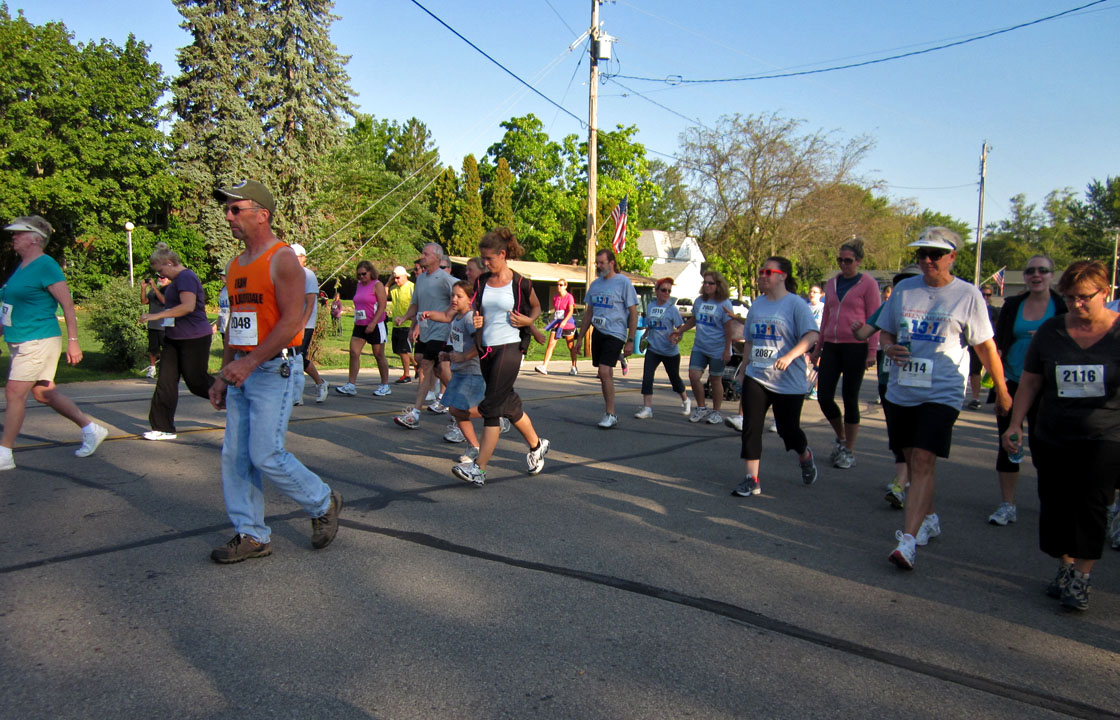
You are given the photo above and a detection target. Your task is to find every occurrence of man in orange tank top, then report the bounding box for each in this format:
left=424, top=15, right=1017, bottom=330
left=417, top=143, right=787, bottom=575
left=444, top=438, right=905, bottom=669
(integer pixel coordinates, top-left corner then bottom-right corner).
left=207, top=180, right=342, bottom=564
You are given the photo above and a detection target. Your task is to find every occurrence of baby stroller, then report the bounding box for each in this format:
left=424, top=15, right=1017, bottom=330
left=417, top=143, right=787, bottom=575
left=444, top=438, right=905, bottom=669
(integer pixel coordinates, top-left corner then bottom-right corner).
left=702, top=339, right=744, bottom=403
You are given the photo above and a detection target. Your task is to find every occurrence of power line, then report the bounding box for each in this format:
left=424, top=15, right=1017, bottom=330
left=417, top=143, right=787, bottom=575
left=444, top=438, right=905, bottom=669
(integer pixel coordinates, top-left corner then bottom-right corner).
left=405, top=0, right=584, bottom=126
left=608, top=0, right=1110, bottom=85
left=540, top=0, right=578, bottom=36
left=888, top=183, right=977, bottom=191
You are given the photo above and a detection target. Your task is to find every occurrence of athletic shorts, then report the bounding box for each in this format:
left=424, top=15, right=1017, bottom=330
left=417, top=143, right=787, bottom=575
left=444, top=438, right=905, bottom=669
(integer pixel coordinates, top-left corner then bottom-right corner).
left=352, top=321, right=386, bottom=344
left=882, top=399, right=960, bottom=459
left=147, top=328, right=165, bottom=355
left=391, top=326, right=413, bottom=355
left=414, top=339, right=446, bottom=363
left=968, top=345, right=982, bottom=375
left=7, top=336, right=62, bottom=383
left=689, top=348, right=726, bottom=375
left=440, top=372, right=485, bottom=411
left=591, top=331, right=625, bottom=368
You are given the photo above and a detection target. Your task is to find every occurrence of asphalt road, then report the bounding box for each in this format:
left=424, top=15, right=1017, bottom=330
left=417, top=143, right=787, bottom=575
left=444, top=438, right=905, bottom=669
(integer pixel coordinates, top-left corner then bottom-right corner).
left=1, top=360, right=1118, bottom=719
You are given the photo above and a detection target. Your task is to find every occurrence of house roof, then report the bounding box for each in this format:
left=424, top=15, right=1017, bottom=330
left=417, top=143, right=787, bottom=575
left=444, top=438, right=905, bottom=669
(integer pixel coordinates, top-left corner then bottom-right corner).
left=637, top=229, right=693, bottom=258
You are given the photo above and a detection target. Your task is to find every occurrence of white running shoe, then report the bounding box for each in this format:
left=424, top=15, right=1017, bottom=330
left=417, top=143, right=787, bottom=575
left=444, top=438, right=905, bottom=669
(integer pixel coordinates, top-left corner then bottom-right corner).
left=689, top=406, right=710, bottom=423
left=316, top=381, right=329, bottom=403
left=634, top=406, right=653, bottom=419
left=335, top=382, right=357, bottom=396
left=988, top=502, right=1017, bottom=526
left=568, top=366, right=578, bottom=376
left=890, top=531, right=916, bottom=570
left=459, top=446, right=480, bottom=464
left=724, top=414, right=743, bottom=432
left=705, top=410, right=723, bottom=425
left=500, top=417, right=511, bottom=434
left=425, top=390, right=437, bottom=403
left=768, top=421, right=778, bottom=433
left=393, top=408, right=421, bottom=429
left=444, top=423, right=466, bottom=443
left=915, top=513, right=941, bottom=546
left=144, top=365, right=156, bottom=379
left=427, top=400, right=448, bottom=414
left=598, top=413, right=618, bottom=429
left=681, top=397, right=691, bottom=416
left=535, top=365, right=548, bottom=375
left=373, top=384, right=392, bottom=396
left=526, top=438, right=551, bottom=475
left=75, top=423, right=109, bottom=457
left=452, top=462, right=486, bottom=487
left=0, top=449, right=16, bottom=471
left=833, top=447, right=855, bottom=469
left=142, top=430, right=178, bottom=441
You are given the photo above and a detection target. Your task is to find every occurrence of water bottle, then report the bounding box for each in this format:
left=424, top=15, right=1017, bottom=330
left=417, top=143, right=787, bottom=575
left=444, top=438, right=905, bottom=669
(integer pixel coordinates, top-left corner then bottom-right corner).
left=1008, top=433, right=1024, bottom=464
left=897, top=318, right=911, bottom=352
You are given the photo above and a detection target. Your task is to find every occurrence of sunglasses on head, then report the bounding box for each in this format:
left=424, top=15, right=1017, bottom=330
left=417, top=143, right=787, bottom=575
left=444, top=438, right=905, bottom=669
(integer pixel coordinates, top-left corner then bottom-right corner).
left=916, top=248, right=949, bottom=261
left=1023, top=266, right=1053, bottom=276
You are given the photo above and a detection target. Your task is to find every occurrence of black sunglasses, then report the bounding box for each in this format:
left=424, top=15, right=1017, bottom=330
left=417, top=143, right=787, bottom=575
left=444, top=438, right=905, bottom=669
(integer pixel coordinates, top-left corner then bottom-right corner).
left=916, top=248, right=949, bottom=261
left=1023, top=267, right=1053, bottom=276
left=225, top=205, right=262, bottom=216
left=837, top=257, right=856, bottom=265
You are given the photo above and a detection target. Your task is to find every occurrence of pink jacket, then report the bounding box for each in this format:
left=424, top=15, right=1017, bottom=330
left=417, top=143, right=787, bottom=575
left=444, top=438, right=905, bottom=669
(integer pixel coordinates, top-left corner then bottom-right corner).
left=817, top=272, right=881, bottom=362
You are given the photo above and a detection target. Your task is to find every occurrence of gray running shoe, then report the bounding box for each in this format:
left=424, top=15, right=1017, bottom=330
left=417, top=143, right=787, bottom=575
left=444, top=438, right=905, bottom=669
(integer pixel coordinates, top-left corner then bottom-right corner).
left=458, top=446, right=480, bottom=464
left=1046, top=562, right=1074, bottom=599
left=988, top=502, right=1017, bottom=526
left=828, top=439, right=845, bottom=464
left=833, top=447, right=855, bottom=469
left=453, top=462, right=486, bottom=487
left=1061, top=570, right=1091, bottom=611
left=799, top=447, right=817, bottom=485
left=731, top=476, right=760, bottom=497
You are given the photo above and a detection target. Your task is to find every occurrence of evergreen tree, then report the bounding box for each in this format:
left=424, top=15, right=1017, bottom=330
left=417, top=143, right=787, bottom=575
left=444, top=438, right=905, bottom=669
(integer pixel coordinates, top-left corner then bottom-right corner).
left=451, top=154, right=485, bottom=256
left=257, top=0, right=355, bottom=245
left=488, top=157, right=515, bottom=232
left=430, top=166, right=458, bottom=247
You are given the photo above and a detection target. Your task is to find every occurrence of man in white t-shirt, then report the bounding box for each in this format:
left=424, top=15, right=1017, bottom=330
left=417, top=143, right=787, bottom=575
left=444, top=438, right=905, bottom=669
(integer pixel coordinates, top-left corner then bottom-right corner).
left=291, top=244, right=328, bottom=404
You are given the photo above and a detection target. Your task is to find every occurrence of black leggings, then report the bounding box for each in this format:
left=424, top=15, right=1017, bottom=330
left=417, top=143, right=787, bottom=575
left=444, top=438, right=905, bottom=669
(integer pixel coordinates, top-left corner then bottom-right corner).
left=817, top=342, right=868, bottom=425
left=149, top=334, right=215, bottom=433
left=478, top=343, right=524, bottom=427
left=740, top=375, right=808, bottom=461
left=641, top=350, right=686, bottom=396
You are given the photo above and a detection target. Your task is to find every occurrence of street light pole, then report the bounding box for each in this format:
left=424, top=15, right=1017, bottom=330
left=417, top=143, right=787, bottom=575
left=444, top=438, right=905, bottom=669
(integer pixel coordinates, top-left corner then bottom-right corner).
left=124, top=221, right=135, bottom=288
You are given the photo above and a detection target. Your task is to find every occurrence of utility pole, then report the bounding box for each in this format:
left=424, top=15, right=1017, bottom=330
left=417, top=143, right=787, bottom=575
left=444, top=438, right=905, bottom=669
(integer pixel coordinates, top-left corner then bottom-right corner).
left=973, top=141, right=988, bottom=286
left=1111, top=227, right=1119, bottom=302
left=584, top=0, right=601, bottom=290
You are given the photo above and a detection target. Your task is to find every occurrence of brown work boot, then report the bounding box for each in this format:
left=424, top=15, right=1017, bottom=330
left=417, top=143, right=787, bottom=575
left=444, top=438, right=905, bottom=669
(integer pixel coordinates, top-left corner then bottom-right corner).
left=311, top=490, right=343, bottom=549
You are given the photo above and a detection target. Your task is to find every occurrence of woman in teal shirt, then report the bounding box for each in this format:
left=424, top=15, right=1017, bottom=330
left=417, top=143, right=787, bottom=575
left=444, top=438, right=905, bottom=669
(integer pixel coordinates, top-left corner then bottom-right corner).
left=0, top=216, right=107, bottom=471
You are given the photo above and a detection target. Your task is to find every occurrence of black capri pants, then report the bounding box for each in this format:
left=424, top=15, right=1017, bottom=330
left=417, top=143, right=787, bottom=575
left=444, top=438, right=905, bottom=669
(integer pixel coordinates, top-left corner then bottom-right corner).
left=641, top=350, right=686, bottom=396
left=816, top=341, right=869, bottom=425
left=740, top=375, right=808, bottom=461
left=478, top=342, right=525, bottom=427
left=1034, top=436, right=1120, bottom=561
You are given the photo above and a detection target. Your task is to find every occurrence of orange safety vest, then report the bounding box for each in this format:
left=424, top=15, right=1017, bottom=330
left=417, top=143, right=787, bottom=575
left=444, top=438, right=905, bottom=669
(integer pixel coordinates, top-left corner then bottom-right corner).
left=226, top=242, right=303, bottom=352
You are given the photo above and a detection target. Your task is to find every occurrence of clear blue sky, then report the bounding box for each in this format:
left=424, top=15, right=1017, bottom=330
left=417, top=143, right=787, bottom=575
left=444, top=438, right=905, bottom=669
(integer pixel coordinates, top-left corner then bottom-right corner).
left=21, top=0, right=1120, bottom=237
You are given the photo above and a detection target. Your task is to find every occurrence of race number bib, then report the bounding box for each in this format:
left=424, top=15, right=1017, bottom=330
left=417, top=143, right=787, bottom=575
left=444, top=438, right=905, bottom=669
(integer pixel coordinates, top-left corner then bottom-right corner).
left=0, top=302, right=11, bottom=327
left=161, top=317, right=175, bottom=328
left=228, top=311, right=258, bottom=346
left=899, top=358, right=933, bottom=388
left=591, top=315, right=606, bottom=329
left=553, top=309, right=564, bottom=320
left=354, top=309, right=367, bottom=322
left=648, top=306, right=665, bottom=320
left=751, top=346, right=777, bottom=368
left=1056, top=364, right=1105, bottom=398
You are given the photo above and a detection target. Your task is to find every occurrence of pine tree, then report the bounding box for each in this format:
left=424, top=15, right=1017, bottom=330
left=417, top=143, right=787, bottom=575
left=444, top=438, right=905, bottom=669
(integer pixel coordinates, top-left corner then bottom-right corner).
left=430, top=166, right=458, bottom=247
left=451, top=154, right=485, bottom=256
left=256, top=0, right=355, bottom=245
left=487, top=157, right=515, bottom=232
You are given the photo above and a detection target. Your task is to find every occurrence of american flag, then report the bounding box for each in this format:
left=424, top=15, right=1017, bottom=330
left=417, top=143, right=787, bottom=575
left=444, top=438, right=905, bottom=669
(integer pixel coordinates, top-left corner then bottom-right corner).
left=610, top=196, right=628, bottom=254
left=988, top=266, right=1006, bottom=296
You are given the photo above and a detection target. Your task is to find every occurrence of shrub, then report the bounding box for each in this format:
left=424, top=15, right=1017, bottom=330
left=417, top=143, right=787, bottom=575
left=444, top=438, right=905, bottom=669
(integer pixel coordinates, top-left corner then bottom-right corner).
left=86, top=276, right=146, bottom=370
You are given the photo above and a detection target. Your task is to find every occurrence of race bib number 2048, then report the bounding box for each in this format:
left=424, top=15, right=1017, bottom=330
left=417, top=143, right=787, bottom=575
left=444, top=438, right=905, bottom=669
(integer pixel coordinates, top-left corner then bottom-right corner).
left=229, top=311, right=258, bottom=346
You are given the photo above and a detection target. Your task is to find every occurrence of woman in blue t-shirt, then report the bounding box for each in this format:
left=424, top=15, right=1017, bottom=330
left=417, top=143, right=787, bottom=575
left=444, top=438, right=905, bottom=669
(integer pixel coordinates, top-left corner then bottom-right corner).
left=138, top=243, right=215, bottom=441
left=635, top=277, right=690, bottom=419
left=0, top=216, right=108, bottom=470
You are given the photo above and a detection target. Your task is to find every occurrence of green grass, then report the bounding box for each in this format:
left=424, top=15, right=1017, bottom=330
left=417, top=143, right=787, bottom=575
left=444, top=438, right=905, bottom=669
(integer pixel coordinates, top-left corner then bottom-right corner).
left=0, top=310, right=697, bottom=384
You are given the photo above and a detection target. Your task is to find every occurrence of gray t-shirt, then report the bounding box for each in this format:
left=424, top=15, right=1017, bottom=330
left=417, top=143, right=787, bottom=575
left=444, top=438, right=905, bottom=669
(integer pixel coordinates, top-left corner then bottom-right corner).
left=302, top=267, right=318, bottom=329
left=645, top=299, right=683, bottom=357
left=875, top=276, right=994, bottom=409
left=412, top=269, right=456, bottom=343
left=586, top=273, right=638, bottom=342
left=744, top=293, right=818, bottom=395
left=448, top=311, right=481, bottom=375
left=693, top=297, right=734, bottom=356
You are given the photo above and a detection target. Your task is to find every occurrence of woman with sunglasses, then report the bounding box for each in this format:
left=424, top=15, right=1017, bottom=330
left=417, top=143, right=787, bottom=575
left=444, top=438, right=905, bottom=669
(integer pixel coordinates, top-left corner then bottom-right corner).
left=1001, top=260, right=1120, bottom=610
left=536, top=280, right=579, bottom=376
left=731, top=257, right=820, bottom=498
left=336, top=260, right=390, bottom=397
left=811, top=238, right=880, bottom=470
left=986, top=255, right=1065, bottom=527
left=635, top=278, right=690, bottom=419
left=877, top=227, right=1011, bottom=571
left=671, top=271, right=735, bottom=425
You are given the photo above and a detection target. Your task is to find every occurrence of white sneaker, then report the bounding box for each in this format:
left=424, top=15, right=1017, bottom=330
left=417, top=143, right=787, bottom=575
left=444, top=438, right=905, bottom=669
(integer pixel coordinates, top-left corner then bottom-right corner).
left=316, top=381, right=329, bottom=403
left=916, top=514, right=941, bottom=546
left=142, top=430, right=178, bottom=441
left=634, top=406, right=653, bottom=419
left=535, top=365, right=548, bottom=375
left=500, top=417, right=511, bottom=434
left=889, top=531, right=916, bottom=570
left=705, top=410, right=723, bottom=424
left=425, top=390, right=437, bottom=403
left=568, top=366, right=578, bottom=376
left=393, top=408, right=421, bottom=429
left=427, top=400, right=448, bottom=414
left=833, top=447, right=855, bottom=469
left=768, top=421, right=778, bottom=433
left=724, top=414, right=743, bottom=432
left=988, top=502, right=1017, bottom=526
left=452, top=461, right=486, bottom=487
left=0, top=449, right=15, bottom=471
left=598, top=413, right=618, bottom=429
left=373, top=384, right=392, bottom=396
left=444, top=423, right=466, bottom=443
left=681, top=397, right=691, bottom=416
left=459, top=446, right=480, bottom=464
left=75, top=423, right=109, bottom=458
left=335, top=382, right=357, bottom=396
left=526, top=438, right=551, bottom=475
left=689, top=406, right=710, bottom=423
left=144, top=365, right=156, bottom=379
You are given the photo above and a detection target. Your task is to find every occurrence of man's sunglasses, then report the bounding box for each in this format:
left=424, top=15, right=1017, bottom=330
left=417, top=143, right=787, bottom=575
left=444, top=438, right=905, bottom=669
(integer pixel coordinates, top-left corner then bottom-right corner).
left=916, top=248, right=949, bottom=261
left=225, top=205, right=263, bottom=215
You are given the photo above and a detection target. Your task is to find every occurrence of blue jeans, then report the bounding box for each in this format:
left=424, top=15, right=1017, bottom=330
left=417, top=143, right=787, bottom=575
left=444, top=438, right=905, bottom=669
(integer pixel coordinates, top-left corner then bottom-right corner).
left=221, top=354, right=331, bottom=543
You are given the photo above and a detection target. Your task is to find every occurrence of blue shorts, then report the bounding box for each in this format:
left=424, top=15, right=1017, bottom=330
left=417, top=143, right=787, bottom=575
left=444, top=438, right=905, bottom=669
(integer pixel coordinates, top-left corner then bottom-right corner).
left=690, top=349, right=725, bottom=375
left=440, top=372, right=486, bottom=411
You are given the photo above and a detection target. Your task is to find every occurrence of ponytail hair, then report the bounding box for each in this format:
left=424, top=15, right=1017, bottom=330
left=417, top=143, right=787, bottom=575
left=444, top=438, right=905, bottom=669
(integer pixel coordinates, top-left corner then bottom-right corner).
left=479, top=227, right=524, bottom=260
left=764, top=256, right=798, bottom=293
left=149, top=241, right=181, bottom=268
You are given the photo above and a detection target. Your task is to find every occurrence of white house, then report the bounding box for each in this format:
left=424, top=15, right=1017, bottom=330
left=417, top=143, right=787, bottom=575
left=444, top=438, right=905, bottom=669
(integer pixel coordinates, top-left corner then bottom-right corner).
left=636, top=229, right=705, bottom=301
